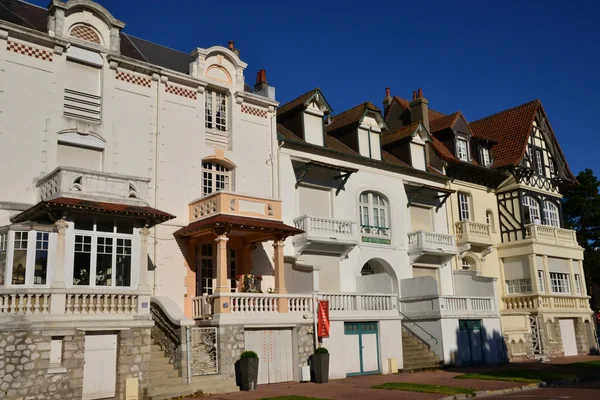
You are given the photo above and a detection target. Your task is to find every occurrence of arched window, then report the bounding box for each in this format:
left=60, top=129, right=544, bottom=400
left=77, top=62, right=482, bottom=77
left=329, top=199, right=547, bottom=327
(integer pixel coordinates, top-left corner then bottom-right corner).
left=522, top=196, right=541, bottom=224
left=543, top=201, right=560, bottom=227
left=202, top=162, right=231, bottom=196
left=361, top=262, right=374, bottom=275
left=359, top=192, right=388, bottom=229
left=461, top=258, right=472, bottom=270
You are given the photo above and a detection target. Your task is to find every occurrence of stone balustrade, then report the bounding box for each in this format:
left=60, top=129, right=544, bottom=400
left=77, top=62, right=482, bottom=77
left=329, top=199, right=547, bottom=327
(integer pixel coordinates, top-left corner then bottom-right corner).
left=189, top=191, right=282, bottom=221
left=525, top=224, right=578, bottom=247
left=400, top=295, right=498, bottom=318
left=502, top=294, right=590, bottom=313
left=408, top=230, right=456, bottom=254
left=455, top=220, right=492, bottom=246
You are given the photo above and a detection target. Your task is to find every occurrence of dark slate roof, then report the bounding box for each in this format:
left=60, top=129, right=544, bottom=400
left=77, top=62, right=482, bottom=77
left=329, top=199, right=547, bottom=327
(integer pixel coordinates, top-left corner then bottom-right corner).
left=0, top=0, right=193, bottom=74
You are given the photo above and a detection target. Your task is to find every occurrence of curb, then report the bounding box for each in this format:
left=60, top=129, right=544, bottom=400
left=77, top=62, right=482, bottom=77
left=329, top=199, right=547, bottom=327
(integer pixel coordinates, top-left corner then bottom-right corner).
left=439, top=376, right=594, bottom=399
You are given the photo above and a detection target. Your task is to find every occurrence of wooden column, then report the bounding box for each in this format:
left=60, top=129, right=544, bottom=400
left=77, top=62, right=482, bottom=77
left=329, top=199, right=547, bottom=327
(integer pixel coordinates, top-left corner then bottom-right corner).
left=273, top=239, right=288, bottom=312
left=214, top=232, right=230, bottom=313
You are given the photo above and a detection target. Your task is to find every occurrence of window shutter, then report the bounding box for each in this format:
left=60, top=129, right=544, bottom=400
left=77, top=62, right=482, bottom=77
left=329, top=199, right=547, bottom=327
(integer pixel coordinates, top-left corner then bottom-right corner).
left=57, top=143, right=102, bottom=170
left=410, top=206, right=432, bottom=232
left=64, top=60, right=101, bottom=122
left=298, top=185, right=331, bottom=218
left=412, top=266, right=438, bottom=281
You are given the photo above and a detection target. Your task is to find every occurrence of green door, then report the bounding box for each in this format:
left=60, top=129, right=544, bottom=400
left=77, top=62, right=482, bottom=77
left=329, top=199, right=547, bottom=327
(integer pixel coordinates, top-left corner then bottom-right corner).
left=344, top=322, right=380, bottom=376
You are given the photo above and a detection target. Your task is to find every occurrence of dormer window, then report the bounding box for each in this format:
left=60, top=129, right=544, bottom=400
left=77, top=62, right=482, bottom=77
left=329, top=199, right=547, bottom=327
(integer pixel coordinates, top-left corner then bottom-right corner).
left=480, top=147, right=491, bottom=167
left=457, top=139, right=469, bottom=161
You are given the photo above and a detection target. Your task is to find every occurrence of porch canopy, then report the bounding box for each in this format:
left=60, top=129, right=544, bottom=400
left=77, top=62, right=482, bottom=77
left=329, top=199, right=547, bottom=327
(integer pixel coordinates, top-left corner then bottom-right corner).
left=174, top=194, right=303, bottom=315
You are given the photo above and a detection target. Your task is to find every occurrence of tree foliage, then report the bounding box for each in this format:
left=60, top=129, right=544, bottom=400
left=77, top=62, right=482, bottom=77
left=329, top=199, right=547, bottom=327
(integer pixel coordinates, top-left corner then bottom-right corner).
left=562, top=168, right=600, bottom=309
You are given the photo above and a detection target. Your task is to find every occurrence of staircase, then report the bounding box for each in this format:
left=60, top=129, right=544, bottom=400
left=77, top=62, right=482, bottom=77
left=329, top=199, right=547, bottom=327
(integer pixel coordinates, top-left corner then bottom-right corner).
left=147, top=344, right=239, bottom=400
left=402, top=328, right=443, bottom=371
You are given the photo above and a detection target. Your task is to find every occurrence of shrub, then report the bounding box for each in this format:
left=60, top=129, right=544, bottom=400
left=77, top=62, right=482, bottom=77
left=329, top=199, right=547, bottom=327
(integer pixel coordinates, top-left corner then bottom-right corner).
left=314, top=347, right=329, bottom=354
left=240, top=350, right=258, bottom=359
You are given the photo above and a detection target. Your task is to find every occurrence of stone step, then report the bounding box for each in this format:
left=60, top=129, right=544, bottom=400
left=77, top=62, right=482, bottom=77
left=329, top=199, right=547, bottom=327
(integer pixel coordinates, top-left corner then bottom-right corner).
left=151, top=350, right=168, bottom=359
left=150, top=360, right=176, bottom=371
left=147, top=378, right=238, bottom=400
left=151, top=344, right=162, bottom=352
left=150, top=368, right=180, bottom=380
left=403, top=361, right=444, bottom=371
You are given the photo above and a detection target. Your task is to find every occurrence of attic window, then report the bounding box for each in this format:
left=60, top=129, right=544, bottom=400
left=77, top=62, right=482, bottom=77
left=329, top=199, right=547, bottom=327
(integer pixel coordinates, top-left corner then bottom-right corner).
left=457, top=139, right=469, bottom=161
left=70, top=25, right=101, bottom=45
left=480, top=147, right=491, bottom=167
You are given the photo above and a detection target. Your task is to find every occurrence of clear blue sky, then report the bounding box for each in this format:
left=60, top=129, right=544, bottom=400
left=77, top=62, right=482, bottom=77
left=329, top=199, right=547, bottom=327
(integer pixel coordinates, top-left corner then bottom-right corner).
left=28, top=0, right=599, bottom=176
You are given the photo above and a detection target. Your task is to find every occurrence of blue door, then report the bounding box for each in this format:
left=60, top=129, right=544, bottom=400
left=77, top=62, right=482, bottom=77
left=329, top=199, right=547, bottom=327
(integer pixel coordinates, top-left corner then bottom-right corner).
left=344, top=322, right=380, bottom=376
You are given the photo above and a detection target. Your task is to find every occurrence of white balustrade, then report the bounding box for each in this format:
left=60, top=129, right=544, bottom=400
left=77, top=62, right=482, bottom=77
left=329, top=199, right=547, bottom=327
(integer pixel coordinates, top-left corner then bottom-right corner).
left=455, top=221, right=492, bottom=244
left=321, top=293, right=396, bottom=312
left=525, top=224, right=578, bottom=246
left=439, top=296, right=494, bottom=312
left=408, top=231, right=456, bottom=253
left=65, top=292, right=138, bottom=315
left=401, top=295, right=497, bottom=317
left=294, top=215, right=356, bottom=240
left=502, top=294, right=589, bottom=312
left=0, top=292, right=51, bottom=315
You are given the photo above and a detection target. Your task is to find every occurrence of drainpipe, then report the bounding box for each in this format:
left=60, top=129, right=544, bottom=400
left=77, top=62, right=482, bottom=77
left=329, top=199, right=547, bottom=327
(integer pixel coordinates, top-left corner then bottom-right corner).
left=186, top=326, right=192, bottom=384
left=153, top=74, right=163, bottom=295
left=312, top=291, right=318, bottom=350
left=271, top=109, right=279, bottom=199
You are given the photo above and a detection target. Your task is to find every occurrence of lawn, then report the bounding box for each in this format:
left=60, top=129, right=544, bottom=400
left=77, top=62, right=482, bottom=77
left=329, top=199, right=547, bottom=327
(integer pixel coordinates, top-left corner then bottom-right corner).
left=261, top=397, right=329, bottom=400
left=572, top=360, right=600, bottom=368
left=455, top=369, right=577, bottom=383
left=372, top=382, right=475, bottom=395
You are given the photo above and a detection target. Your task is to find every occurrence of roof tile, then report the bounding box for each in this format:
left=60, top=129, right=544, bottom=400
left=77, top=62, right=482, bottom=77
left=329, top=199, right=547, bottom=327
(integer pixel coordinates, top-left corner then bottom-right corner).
left=325, top=102, right=381, bottom=133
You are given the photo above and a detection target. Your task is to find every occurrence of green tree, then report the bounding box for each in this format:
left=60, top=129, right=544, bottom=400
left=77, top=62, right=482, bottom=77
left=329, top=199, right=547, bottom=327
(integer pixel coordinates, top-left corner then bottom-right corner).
left=562, top=168, right=600, bottom=310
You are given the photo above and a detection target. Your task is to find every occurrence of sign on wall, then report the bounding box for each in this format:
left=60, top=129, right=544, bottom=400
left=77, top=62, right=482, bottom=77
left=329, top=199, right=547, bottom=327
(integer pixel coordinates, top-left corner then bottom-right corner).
left=317, top=300, right=330, bottom=338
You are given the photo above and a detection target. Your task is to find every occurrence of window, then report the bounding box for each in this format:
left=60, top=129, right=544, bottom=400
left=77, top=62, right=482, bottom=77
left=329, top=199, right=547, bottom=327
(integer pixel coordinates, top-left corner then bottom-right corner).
left=198, top=244, right=214, bottom=295
left=522, top=196, right=541, bottom=224
left=34, top=232, right=49, bottom=285
left=461, top=259, right=471, bottom=270
left=538, top=270, right=545, bottom=293
left=0, top=233, right=6, bottom=285
left=458, top=193, right=470, bottom=221
left=50, top=337, right=63, bottom=368
left=549, top=159, right=555, bottom=177
left=457, top=139, right=469, bottom=161
left=64, top=60, right=101, bottom=123
left=73, top=219, right=136, bottom=288
left=480, top=147, right=491, bottom=167
left=229, top=249, right=237, bottom=291
left=535, top=149, right=544, bottom=175
left=486, top=210, right=495, bottom=232
left=543, top=201, right=560, bottom=227
left=361, top=262, right=374, bottom=275
left=574, top=274, right=582, bottom=295
left=12, top=232, right=28, bottom=285
left=359, top=192, right=389, bottom=234
left=202, top=162, right=231, bottom=196
left=550, top=272, right=570, bottom=294
left=205, top=90, right=227, bottom=131
left=506, top=278, right=532, bottom=294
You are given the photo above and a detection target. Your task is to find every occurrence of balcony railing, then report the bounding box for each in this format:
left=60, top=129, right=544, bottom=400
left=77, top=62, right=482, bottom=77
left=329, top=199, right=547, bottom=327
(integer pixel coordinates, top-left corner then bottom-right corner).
left=0, top=288, right=144, bottom=317
left=408, top=231, right=456, bottom=254
left=294, top=215, right=356, bottom=241
left=360, top=225, right=391, bottom=245
left=192, top=292, right=399, bottom=320
left=400, top=295, right=497, bottom=318
left=189, top=191, right=281, bottom=221
left=525, top=224, right=578, bottom=247
left=455, top=221, right=492, bottom=245
left=502, top=294, right=590, bottom=312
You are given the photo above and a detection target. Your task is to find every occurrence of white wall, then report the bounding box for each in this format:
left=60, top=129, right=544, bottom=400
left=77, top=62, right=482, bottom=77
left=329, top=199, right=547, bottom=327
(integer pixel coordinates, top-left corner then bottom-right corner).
left=302, top=112, right=324, bottom=147
left=379, top=319, right=403, bottom=372
left=322, top=321, right=346, bottom=379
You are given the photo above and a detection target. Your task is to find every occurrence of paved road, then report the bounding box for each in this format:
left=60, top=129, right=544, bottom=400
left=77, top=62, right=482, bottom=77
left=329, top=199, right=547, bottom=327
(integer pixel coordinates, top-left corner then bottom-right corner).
left=487, top=380, right=600, bottom=400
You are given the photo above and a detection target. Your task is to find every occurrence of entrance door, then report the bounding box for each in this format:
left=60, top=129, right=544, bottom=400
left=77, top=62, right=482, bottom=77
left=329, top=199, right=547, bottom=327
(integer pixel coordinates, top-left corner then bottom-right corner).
left=457, top=320, right=484, bottom=365
left=82, top=333, right=117, bottom=400
left=196, top=244, right=237, bottom=295
left=244, top=329, right=293, bottom=384
left=344, top=322, right=380, bottom=376
left=559, top=319, right=578, bottom=356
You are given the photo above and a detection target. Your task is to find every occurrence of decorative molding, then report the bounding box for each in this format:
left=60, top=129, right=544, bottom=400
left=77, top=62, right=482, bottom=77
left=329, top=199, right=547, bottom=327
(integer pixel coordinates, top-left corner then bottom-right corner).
left=115, top=70, right=151, bottom=88
left=165, top=83, right=197, bottom=100
left=7, top=40, right=53, bottom=62
left=69, top=25, right=101, bottom=44
left=241, top=104, right=267, bottom=119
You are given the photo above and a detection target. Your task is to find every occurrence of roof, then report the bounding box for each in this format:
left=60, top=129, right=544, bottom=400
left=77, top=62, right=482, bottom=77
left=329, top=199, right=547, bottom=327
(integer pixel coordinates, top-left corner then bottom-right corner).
left=391, top=96, right=447, bottom=121
left=470, top=100, right=539, bottom=168
left=174, top=214, right=303, bottom=237
left=11, top=197, right=175, bottom=225
left=277, top=88, right=323, bottom=116
left=381, top=122, right=421, bottom=146
left=429, top=112, right=461, bottom=133
left=0, top=0, right=192, bottom=73
left=325, top=102, right=381, bottom=133
left=429, top=136, right=458, bottom=163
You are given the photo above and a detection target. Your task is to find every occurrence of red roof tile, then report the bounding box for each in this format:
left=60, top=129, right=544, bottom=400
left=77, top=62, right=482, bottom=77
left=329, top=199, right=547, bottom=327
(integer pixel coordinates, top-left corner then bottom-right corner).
left=469, top=100, right=539, bottom=168
left=325, top=102, right=381, bottom=133
left=381, top=122, right=421, bottom=146
left=391, top=96, right=447, bottom=121
left=277, top=88, right=322, bottom=116
left=429, top=136, right=458, bottom=163
left=429, top=112, right=461, bottom=133
left=174, top=214, right=303, bottom=237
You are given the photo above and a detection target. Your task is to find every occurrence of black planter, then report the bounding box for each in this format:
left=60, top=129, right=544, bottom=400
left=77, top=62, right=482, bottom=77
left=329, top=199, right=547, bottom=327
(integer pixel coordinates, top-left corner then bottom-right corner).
left=239, top=357, right=259, bottom=391
left=311, top=353, right=330, bottom=383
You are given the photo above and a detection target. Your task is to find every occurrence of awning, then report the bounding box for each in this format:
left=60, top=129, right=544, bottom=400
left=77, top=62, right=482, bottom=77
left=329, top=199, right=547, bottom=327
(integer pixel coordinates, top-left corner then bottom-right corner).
left=11, top=197, right=175, bottom=226
left=174, top=214, right=303, bottom=238
left=292, top=157, right=358, bottom=195
left=404, top=182, right=455, bottom=211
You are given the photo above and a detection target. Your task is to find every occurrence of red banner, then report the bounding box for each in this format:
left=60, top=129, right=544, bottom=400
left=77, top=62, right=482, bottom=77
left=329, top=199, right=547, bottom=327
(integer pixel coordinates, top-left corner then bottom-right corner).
left=317, top=300, right=330, bottom=338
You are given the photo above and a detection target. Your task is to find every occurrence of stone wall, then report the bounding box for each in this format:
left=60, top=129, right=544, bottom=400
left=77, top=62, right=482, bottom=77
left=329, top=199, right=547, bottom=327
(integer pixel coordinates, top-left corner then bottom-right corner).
left=0, top=329, right=84, bottom=400
left=217, top=325, right=244, bottom=378
left=574, top=318, right=590, bottom=356
left=151, top=302, right=184, bottom=376
left=117, top=328, right=152, bottom=400
left=538, top=316, right=563, bottom=358
left=295, top=324, right=314, bottom=367
left=504, top=332, right=535, bottom=362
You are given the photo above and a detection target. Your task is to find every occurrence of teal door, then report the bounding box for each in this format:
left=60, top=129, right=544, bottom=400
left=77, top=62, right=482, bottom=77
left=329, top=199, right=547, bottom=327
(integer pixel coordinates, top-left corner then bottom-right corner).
left=457, top=320, right=484, bottom=365
left=344, top=322, right=380, bottom=376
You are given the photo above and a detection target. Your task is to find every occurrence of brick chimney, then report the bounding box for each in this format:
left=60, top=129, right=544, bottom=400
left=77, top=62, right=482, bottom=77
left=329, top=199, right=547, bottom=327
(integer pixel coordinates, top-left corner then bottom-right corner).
left=253, top=69, right=276, bottom=101
left=409, top=88, right=429, bottom=132
left=382, top=87, right=393, bottom=114
left=228, top=40, right=240, bottom=57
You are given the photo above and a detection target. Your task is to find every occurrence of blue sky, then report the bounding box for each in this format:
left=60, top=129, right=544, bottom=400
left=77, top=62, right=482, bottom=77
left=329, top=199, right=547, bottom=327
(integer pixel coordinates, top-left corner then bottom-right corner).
left=28, top=0, right=599, bottom=175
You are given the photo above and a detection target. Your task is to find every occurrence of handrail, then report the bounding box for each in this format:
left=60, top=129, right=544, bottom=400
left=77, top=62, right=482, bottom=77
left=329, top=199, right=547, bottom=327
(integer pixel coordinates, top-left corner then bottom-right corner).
left=400, top=310, right=438, bottom=348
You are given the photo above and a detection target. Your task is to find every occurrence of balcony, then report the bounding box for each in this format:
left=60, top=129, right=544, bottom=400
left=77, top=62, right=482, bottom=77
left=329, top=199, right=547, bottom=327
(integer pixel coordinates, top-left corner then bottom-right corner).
left=408, top=231, right=456, bottom=263
left=400, top=295, right=498, bottom=319
left=455, top=221, right=493, bottom=247
left=293, top=215, right=357, bottom=256
left=192, top=292, right=399, bottom=323
left=189, top=191, right=281, bottom=222
left=360, top=225, right=391, bottom=245
left=525, top=224, right=578, bottom=247
left=502, top=294, right=591, bottom=315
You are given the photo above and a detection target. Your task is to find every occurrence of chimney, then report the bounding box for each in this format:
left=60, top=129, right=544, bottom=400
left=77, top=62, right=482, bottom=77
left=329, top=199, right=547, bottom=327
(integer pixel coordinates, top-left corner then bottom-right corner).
left=382, top=87, right=393, bottom=111
left=228, top=40, right=240, bottom=58
left=409, top=88, right=429, bottom=132
left=253, top=69, right=276, bottom=101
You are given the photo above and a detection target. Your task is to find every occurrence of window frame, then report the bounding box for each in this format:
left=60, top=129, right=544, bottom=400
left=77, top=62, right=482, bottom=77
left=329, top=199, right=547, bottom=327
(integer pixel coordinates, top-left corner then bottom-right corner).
left=1, top=229, right=55, bottom=288
left=535, top=149, right=544, bottom=176
left=201, top=162, right=232, bottom=196
left=458, top=193, right=471, bottom=221
left=359, top=191, right=390, bottom=238
left=574, top=274, right=582, bottom=295
left=456, top=138, right=469, bottom=161
left=537, top=270, right=545, bottom=293
left=506, top=278, right=533, bottom=294
left=543, top=201, right=560, bottom=227
left=205, top=89, right=228, bottom=132
left=522, top=196, right=541, bottom=224
left=549, top=272, right=570, bottom=294
left=479, top=146, right=491, bottom=167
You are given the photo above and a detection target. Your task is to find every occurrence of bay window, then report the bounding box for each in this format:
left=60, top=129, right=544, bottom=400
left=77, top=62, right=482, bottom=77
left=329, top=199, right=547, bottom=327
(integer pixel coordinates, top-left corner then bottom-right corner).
left=34, top=232, right=49, bottom=285
left=72, top=218, right=135, bottom=288
left=12, top=232, right=28, bottom=285
left=0, top=230, right=53, bottom=287
left=550, top=272, right=570, bottom=294
left=574, top=274, right=582, bottom=295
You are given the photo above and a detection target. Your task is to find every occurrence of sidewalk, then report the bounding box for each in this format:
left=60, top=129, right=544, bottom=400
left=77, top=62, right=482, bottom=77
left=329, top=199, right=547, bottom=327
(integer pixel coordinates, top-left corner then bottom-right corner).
left=204, top=356, right=600, bottom=400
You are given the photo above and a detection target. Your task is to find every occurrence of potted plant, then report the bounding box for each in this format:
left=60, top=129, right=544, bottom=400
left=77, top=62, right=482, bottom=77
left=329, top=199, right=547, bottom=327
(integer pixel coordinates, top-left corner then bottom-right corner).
left=239, top=350, right=259, bottom=391
left=311, top=347, right=329, bottom=383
